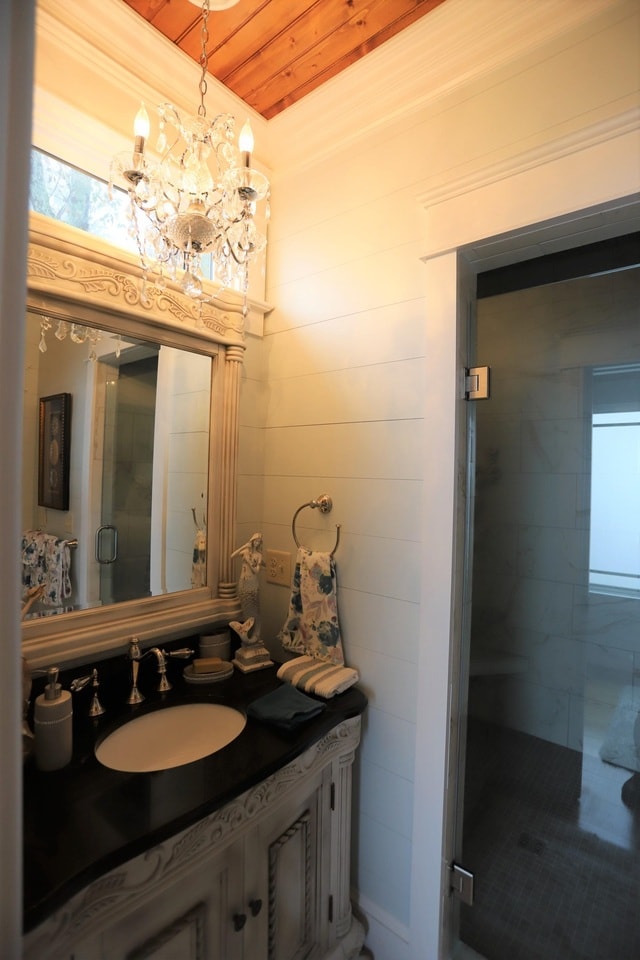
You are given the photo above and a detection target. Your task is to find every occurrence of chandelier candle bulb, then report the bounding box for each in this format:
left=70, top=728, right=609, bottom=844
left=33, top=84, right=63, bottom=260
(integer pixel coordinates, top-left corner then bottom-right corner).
left=133, top=103, right=150, bottom=157
left=239, top=119, right=254, bottom=167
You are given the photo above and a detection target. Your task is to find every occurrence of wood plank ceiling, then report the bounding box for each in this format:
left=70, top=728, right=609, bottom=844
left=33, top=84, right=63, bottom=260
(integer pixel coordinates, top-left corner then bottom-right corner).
left=121, top=0, right=448, bottom=119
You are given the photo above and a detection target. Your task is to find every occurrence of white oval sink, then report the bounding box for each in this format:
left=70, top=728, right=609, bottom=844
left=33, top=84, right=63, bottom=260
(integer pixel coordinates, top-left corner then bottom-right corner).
left=95, top=703, right=246, bottom=773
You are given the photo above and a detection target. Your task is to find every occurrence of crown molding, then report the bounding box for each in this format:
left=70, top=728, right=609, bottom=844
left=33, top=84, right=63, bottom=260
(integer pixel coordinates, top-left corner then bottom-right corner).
left=36, top=0, right=269, bottom=158
left=266, top=0, right=630, bottom=179
left=37, top=0, right=627, bottom=184
left=418, top=106, right=640, bottom=212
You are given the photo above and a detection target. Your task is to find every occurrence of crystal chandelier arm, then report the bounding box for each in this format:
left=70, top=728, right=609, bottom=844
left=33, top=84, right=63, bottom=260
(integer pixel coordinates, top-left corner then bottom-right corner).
left=158, top=102, right=182, bottom=131
left=227, top=231, right=262, bottom=265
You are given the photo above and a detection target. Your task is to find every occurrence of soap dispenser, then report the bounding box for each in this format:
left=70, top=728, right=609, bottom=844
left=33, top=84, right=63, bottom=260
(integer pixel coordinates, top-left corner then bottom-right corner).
left=34, top=666, right=73, bottom=771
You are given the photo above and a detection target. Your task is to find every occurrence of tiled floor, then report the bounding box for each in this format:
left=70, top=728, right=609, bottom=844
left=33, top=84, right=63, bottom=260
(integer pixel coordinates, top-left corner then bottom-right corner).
left=459, top=718, right=640, bottom=960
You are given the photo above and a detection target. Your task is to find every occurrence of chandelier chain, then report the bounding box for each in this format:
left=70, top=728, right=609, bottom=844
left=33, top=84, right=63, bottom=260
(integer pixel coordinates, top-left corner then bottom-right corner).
left=198, top=0, right=210, bottom=118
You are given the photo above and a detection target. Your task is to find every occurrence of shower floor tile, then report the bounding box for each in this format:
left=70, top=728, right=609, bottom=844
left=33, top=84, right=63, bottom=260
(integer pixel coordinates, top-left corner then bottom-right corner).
left=460, top=719, right=640, bottom=960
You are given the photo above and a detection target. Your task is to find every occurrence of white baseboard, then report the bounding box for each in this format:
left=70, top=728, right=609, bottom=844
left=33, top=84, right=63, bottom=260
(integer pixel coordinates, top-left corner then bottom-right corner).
left=352, top=888, right=410, bottom=944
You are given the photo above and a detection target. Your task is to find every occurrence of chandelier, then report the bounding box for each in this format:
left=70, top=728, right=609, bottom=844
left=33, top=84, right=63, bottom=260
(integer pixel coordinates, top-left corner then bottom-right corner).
left=37, top=316, right=121, bottom=362
left=110, top=0, right=269, bottom=307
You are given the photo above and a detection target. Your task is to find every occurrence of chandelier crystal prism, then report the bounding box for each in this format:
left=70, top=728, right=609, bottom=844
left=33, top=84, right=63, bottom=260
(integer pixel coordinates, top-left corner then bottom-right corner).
left=110, top=0, right=269, bottom=307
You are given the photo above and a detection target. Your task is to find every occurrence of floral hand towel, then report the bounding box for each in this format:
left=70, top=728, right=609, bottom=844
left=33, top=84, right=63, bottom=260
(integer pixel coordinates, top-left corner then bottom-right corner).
left=279, top=548, right=344, bottom=664
left=22, top=530, right=71, bottom=607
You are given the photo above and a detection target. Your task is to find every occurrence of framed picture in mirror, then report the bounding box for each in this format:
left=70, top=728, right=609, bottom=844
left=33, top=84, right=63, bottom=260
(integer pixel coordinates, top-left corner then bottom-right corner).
left=38, top=392, right=71, bottom=511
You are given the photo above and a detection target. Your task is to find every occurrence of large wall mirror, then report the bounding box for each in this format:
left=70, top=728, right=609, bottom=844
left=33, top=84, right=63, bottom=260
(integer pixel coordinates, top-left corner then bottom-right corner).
left=23, top=214, right=247, bottom=668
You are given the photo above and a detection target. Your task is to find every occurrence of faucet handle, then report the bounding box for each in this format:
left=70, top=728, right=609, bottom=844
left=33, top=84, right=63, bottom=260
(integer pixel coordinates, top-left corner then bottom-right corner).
left=70, top=674, right=92, bottom=693
left=163, top=647, right=194, bottom=659
left=88, top=668, right=106, bottom=718
left=71, top=668, right=106, bottom=717
left=128, top=637, right=142, bottom=659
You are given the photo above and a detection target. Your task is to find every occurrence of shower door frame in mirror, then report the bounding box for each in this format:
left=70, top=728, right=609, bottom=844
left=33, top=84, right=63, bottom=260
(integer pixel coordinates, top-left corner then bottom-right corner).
left=23, top=212, right=248, bottom=669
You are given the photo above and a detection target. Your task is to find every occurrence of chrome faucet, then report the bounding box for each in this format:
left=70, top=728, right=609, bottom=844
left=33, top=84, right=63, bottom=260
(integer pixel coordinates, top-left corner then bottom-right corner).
left=148, top=647, right=171, bottom=693
left=127, top=639, right=193, bottom=703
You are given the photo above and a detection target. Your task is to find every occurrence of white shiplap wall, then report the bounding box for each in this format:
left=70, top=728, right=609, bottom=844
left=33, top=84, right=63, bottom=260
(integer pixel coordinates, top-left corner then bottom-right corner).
left=259, top=130, right=428, bottom=931
left=248, top=2, right=640, bottom=956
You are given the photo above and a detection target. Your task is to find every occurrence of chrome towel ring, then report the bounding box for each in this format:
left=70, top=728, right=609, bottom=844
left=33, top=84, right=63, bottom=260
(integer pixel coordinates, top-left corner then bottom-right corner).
left=291, top=494, right=341, bottom=557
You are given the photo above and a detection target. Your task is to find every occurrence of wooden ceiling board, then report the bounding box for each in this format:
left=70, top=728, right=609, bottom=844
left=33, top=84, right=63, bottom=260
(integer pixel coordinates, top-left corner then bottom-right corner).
left=234, top=0, right=448, bottom=118
left=120, top=0, right=448, bottom=118
left=124, top=0, right=196, bottom=37
left=167, top=1, right=273, bottom=63
left=196, top=1, right=316, bottom=79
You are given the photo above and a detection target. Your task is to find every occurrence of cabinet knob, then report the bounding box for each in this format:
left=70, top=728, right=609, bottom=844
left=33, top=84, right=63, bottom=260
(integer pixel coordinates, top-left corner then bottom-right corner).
left=249, top=898, right=262, bottom=917
left=233, top=912, right=247, bottom=932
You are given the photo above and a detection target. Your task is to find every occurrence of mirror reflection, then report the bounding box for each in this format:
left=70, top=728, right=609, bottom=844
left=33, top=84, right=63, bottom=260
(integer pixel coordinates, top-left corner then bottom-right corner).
left=22, top=311, right=211, bottom=617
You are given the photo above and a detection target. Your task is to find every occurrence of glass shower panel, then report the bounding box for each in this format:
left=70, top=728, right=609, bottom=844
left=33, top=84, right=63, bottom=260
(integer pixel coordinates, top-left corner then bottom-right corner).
left=99, top=354, right=158, bottom=605
left=457, top=267, right=640, bottom=960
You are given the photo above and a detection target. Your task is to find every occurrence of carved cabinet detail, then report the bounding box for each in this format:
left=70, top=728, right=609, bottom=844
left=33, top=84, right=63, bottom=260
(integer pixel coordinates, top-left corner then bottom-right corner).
left=23, top=717, right=364, bottom=960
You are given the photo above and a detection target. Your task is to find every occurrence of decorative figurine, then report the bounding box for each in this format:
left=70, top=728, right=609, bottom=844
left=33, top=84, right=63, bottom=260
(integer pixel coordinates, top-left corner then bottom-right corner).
left=190, top=507, right=207, bottom=588
left=229, top=616, right=255, bottom=644
left=21, top=584, right=45, bottom=619
left=230, top=533, right=273, bottom=672
left=231, top=532, right=264, bottom=641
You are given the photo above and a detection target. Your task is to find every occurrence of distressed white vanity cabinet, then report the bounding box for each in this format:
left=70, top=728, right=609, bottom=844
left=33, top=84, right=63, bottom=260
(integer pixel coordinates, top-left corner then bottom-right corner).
left=23, top=717, right=364, bottom=960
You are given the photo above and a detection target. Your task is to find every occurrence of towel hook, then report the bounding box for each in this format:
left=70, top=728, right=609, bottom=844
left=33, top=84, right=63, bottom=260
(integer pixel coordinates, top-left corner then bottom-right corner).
left=291, top=494, right=341, bottom=557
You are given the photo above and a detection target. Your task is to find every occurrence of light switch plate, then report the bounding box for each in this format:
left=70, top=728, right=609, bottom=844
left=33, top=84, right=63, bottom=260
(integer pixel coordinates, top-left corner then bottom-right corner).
left=265, top=549, right=291, bottom=586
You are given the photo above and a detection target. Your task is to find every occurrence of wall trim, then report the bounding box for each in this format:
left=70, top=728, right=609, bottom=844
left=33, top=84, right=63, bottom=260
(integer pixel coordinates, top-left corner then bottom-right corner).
left=353, top=889, right=411, bottom=945
left=417, top=107, right=640, bottom=211
left=36, top=0, right=262, bottom=133
left=35, top=0, right=270, bottom=174
left=267, top=0, right=628, bottom=178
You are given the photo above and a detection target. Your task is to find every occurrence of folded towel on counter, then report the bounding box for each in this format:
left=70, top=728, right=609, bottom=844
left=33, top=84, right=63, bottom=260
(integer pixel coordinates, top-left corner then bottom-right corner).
left=277, top=655, right=359, bottom=700
left=247, top=684, right=325, bottom=732
left=279, top=549, right=344, bottom=664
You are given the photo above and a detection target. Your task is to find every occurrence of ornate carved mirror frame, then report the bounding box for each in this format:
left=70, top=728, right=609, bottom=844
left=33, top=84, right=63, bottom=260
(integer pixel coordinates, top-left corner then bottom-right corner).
left=23, top=213, right=246, bottom=668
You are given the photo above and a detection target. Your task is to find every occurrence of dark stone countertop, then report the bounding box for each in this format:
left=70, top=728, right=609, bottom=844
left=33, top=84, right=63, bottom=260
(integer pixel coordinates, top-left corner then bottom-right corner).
left=23, top=649, right=367, bottom=934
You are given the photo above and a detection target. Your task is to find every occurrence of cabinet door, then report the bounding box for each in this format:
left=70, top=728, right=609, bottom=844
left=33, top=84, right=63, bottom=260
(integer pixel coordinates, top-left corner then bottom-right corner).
left=68, top=943, right=101, bottom=960
left=101, top=841, right=244, bottom=960
left=247, top=767, right=330, bottom=960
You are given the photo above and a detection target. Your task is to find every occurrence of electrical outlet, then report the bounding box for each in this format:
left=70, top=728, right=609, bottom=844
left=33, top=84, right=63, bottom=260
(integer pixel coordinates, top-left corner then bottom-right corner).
left=265, top=549, right=291, bottom=586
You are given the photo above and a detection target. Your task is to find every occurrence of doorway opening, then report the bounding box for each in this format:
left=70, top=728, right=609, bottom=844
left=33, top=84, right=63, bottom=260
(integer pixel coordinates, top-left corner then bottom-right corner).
left=454, top=236, right=640, bottom=960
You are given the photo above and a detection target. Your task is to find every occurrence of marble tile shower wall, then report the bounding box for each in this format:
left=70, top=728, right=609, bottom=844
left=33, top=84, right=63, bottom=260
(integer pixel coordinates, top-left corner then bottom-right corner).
left=472, top=267, right=640, bottom=751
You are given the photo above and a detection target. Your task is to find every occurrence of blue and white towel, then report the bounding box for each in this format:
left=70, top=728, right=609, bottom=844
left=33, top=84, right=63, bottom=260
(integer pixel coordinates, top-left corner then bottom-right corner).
left=191, top=528, right=206, bottom=587
left=279, top=549, right=344, bottom=664
left=21, top=530, right=72, bottom=607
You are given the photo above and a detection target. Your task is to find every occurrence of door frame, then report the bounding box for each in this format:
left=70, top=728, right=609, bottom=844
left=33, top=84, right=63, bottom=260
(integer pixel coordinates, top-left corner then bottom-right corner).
left=447, top=210, right=640, bottom=960
left=411, top=178, right=640, bottom=959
